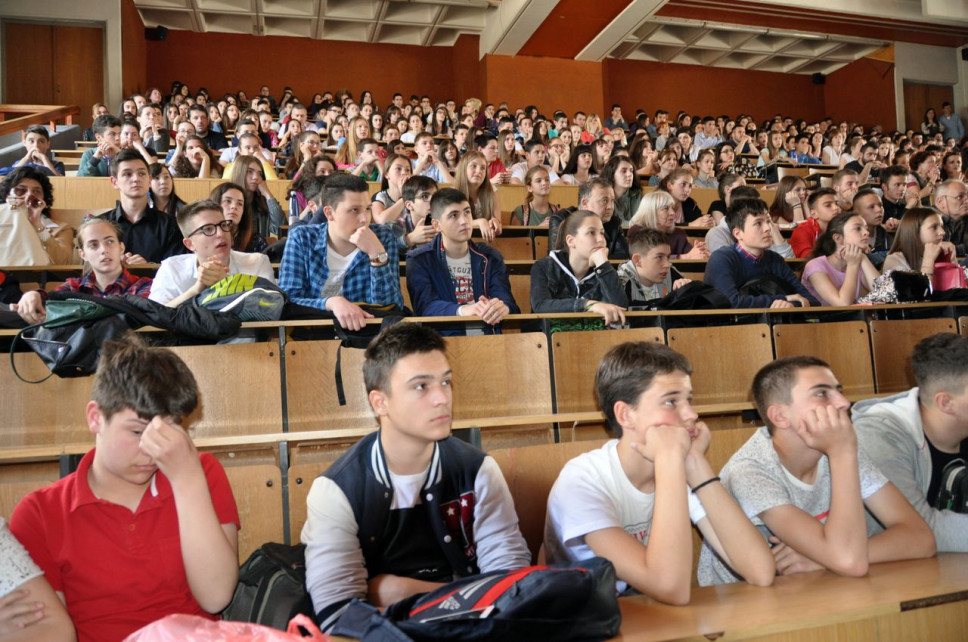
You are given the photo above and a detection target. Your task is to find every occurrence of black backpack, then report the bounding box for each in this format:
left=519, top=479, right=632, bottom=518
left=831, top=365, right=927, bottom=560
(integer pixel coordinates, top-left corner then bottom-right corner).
left=331, top=557, right=621, bottom=642
left=630, top=280, right=731, bottom=311
left=935, top=458, right=968, bottom=513
left=221, top=543, right=315, bottom=631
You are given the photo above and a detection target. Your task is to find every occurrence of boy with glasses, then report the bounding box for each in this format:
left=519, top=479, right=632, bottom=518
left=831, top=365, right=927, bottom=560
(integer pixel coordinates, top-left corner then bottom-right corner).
left=149, top=199, right=275, bottom=307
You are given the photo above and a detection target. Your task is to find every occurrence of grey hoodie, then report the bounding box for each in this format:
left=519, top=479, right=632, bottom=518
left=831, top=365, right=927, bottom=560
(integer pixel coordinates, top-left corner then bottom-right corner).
left=852, top=388, right=968, bottom=552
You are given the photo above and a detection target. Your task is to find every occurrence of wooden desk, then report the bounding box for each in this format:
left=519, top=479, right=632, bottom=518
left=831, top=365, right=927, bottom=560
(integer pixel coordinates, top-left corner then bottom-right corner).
left=614, top=554, right=968, bottom=641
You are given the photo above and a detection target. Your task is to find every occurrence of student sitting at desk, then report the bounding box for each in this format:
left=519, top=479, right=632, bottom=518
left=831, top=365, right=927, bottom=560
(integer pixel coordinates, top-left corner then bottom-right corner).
left=301, top=324, right=530, bottom=630
left=5, top=125, right=64, bottom=177
left=545, top=342, right=775, bottom=602
left=618, top=227, right=691, bottom=304
left=10, top=334, right=241, bottom=642
left=406, top=188, right=517, bottom=335
left=854, top=333, right=968, bottom=552
left=704, top=198, right=817, bottom=309
left=800, top=212, right=880, bottom=306
left=13, top=217, right=152, bottom=325
left=531, top=209, right=627, bottom=326
left=511, top=165, right=559, bottom=226
left=698, top=356, right=935, bottom=585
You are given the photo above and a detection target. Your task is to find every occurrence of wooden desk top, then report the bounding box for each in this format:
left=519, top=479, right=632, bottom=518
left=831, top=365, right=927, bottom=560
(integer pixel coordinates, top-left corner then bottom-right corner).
left=614, top=554, right=968, bottom=641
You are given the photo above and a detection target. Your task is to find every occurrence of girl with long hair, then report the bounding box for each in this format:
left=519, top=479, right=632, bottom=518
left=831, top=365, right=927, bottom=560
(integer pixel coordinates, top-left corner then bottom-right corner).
left=371, top=153, right=412, bottom=224
left=454, top=151, right=502, bottom=242
left=149, top=164, right=185, bottom=217
left=529, top=209, right=626, bottom=324
left=511, top=165, right=558, bottom=226
left=801, top=212, right=879, bottom=305
left=283, top=130, right=322, bottom=179
left=229, top=155, right=285, bottom=239
left=883, top=207, right=956, bottom=274
left=210, top=181, right=267, bottom=253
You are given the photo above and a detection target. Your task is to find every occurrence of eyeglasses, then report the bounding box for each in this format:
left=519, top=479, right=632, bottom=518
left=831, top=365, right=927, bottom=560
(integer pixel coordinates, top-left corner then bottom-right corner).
left=944, top=193, right=968, bottom=201
left=188, top=220, right=234, bottom=238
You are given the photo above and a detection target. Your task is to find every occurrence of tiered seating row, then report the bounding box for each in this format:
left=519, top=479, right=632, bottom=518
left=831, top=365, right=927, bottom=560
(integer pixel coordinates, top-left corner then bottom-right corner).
left=2, top=307, right=965, bottom=562
left=43, top=177, right=779, bottom=220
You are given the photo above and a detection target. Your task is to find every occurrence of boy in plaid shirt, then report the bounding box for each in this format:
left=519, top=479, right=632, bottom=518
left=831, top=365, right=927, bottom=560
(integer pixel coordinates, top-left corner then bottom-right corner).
left=279, top=174, right=404, bottom=328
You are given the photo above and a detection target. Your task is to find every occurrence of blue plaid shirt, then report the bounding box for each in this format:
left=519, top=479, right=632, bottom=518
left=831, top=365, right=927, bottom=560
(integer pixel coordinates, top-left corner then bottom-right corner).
left=278, top=222, right=403, bottom=310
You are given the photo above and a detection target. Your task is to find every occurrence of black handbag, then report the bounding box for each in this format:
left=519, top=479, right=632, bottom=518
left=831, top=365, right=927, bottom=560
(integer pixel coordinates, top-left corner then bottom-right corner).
left=9, top=298, right=129, bottom=383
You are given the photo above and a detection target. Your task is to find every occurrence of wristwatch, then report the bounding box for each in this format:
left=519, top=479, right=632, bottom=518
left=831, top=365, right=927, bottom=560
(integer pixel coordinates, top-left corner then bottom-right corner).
left=369, top=251, right=389, bottom=267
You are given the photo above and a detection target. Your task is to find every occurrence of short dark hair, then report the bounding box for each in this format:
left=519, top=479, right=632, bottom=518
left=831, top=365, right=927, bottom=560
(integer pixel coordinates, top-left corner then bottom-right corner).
left=596, top=342, right=692, bottom=437
left=176, top=198, right=223, bottom=236
left=24, top=124, right=50, bottom=141
left=92, top=333, right=199, bottom=422
left=475, top=133, right=496, bottom=149
left=752, top=356, right=830, bottom=434
left=318, top=173, right=369, bottom=210
left=110, top=148, right=150, bottom=177
left=807, top=187, right=837, bottom=211
left=430, top=187, right=468, bottom=220
left=188, top=104, right=207, bottom=117
left=402, top=175, right=437, bottom=204
left=92, top=114, right=122, bottom=136
left=913, top=333, right=968, bottom=402
left=626, top=226, right=671, bottom=256
left=880, top=164, right=910, bottom=184
left=363, top=323, right=447, bottom=394
left=726, top=197, right=769, bottom=232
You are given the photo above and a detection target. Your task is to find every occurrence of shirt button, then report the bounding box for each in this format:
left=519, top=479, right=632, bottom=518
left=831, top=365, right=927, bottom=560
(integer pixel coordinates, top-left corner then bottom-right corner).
left=129, top=524, right=136, bottom=531
left=384, top=492, right=389, bottom=499
left=443, top=535, right=452, bottom=543
left=467, top=566, right=473, bottom=573
left=370, top=536, right=376, bottom=542
left=425, top=493, right=433, bottom=501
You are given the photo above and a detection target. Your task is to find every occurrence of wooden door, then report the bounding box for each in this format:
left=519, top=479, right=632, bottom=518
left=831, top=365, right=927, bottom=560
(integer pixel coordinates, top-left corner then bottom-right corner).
left=3, top=23, right=55, bottom=104
left=903, top=81, right=954, bottom=134
left=3, top=22, right=104, bottom=128
left=53, top=25, right=104, bottom=128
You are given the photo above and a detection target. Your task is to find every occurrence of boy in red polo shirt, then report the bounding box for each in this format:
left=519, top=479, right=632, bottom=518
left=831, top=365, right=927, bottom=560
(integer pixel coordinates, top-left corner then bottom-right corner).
left=790, top=188, right=842, bottom=258
left=10, top=335, right=240, bottom=642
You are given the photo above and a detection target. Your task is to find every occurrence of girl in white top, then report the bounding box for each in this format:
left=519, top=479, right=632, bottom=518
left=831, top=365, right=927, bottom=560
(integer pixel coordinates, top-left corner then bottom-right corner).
left=802, top=212, right=879, bottom=306
left=821, top=131, right=845, bottom=166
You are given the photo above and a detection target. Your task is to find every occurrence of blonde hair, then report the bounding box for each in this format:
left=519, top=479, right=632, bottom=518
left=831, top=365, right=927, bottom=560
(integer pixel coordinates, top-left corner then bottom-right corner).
left=629, top=190, right=676, bottom=229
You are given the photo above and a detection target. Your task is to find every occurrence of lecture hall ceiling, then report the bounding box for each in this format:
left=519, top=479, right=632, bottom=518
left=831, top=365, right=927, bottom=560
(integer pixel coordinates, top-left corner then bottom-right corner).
left=132, top=0, right=968, bottom=75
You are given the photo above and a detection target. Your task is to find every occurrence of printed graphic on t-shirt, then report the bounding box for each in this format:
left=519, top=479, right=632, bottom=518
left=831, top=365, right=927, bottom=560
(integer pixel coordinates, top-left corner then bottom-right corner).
left=447, top=254, right=474, bottom=304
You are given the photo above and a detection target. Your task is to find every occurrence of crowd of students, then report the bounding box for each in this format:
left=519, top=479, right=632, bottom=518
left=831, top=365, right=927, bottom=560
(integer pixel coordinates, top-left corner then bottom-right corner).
left=3, top=84, right=968, bottom=640
left=5, top=323, right=968, bottom=640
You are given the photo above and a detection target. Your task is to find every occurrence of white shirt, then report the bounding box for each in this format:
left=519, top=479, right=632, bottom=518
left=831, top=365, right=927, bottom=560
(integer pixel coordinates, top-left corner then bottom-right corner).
left=149, top=250, right=276, bottom=304
left=320, top=247, right=360, bottom=299
left=545, top=439, right=706, bottom=592
left=510, top=161, right=560, bottom=184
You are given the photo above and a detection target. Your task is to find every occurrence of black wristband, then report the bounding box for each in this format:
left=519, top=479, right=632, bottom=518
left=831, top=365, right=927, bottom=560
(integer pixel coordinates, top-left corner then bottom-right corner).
left=691, top=476, right=720, bottom=494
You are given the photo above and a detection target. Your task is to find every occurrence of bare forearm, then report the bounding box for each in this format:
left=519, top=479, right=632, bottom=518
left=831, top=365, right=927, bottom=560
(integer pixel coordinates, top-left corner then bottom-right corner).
left=823, top=451, right=869, bottom=573
left=172, top=469, right=239, bottom=612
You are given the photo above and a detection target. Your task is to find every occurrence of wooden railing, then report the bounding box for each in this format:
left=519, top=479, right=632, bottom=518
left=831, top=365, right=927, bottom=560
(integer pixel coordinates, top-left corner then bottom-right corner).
left=0, top=104, right=81, bottom=137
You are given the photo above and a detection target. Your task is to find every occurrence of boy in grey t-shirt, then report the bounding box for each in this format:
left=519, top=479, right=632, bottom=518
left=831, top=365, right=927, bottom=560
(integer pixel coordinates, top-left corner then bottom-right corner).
left=698, top=356, right=935, bottom=585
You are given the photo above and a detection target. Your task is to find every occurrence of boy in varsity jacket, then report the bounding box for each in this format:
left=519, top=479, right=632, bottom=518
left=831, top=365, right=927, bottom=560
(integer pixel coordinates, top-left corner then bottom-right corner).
left=301, top=324, right=530, bottom=631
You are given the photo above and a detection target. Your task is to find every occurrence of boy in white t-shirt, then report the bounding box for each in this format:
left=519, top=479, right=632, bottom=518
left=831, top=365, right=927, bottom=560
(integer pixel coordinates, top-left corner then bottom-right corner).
left=544, top=342, right=774, bottom=604
left=698, top=356, right=935, bottom=586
